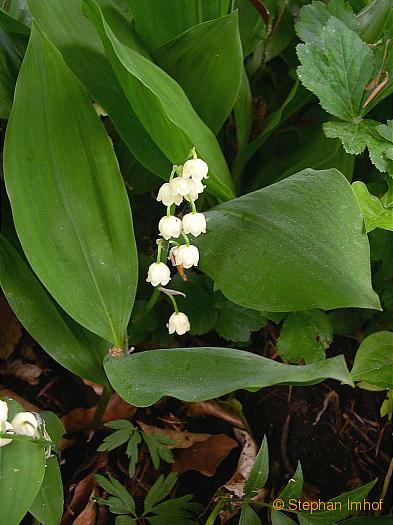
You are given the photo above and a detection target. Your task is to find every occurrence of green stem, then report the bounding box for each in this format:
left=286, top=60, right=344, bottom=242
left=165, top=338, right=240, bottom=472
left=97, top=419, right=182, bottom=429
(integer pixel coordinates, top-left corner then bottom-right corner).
left=188, top=197, right=197, bottom=214
left=132, top=288, right=161, bottom=325
left=181, top=232, right=190, bottom=246
left=205, top=498, right=225, bottom=525
left=168, top=293, right=179, bottom=314
left=92, top=386, right=113, bottom=429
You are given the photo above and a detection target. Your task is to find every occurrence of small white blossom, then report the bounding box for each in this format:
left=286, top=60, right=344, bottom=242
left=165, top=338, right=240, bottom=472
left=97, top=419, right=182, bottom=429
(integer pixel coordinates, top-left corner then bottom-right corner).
left=167, top=312, right=190, bottom=335
left=0, top=400, right=8, bottom=422
left=0, top=421, right=13, bottom=447
left=11, top=412, right=39, bottom=437
left=158, top=215, right=182, bottom=240
left=188, top=179, right=206, bottom=201
left=173, top=244, right=199, bottom=269
left=146, top=262, right=171, bottom=287
left=182, top=158, right=209, bottom=181
left=182, top=212, right=206, bottom=237
left=157, top=183, right=183, bottom=206
left=170, top=177, right=195, bottom=197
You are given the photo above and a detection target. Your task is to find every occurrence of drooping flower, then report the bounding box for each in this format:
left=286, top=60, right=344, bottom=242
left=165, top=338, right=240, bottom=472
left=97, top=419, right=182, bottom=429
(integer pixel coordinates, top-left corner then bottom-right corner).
left=170, top=177, right=195, bottom=197
left=11, top=412, right=39, bottom=437
left=158, top=215, right=182, bottom=240
left=0, top=421, right=13, bottom=447
left=0, top=400, right=8, bottom=423
left=172, top=244, right=199, bottom=269
left=157, top=182, right=183, bottom=206
left=188, top=179, right=206, bottom=201
left=182, top=212, right=206, bottom=237
left=146, top=262, right=171, bottom=287
left=182, top=158, right=209, bottom=181
left=167, top=312, right=191, bottom=335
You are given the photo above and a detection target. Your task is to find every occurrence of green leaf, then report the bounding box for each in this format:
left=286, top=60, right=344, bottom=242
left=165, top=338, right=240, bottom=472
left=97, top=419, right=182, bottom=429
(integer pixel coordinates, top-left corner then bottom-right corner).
left=29, top=456, right=63, bottom=525
left=239, top=504, right=262, bottom=525
left=97, top=429, right=131, bottom=452
left=96, top=474, right=136, bottom=515
left=351, top=331, right=393, bottom=389
left=234, top=66, right=252, bottom=149
left=116, top=516, right=137, bottom=525
left=244, top=436, right=269, bottom=498
left=142, top=432, right=174, bottom=470
left=104, top=348, right=353, bottom=407
left=154, top=12, right=242, bottom=133
left=0, top=438, right=46, bottom=525
left=277, top=311, right=333, bottom=364
left=0, top=28, right=25, bottom=118
left=146, top=494, right=202, bottom=525
left=196, top=169, right=380, bottom=312
left=343, top=516, right=393, bottom=524
left=352, top=181, right=393, bottom=232
left=4, top=23, right=137, bottom=345
left=144, top=473, right=177, bottom=514
left=27, top=0, right=171, bottom=179
left=236, top=0, right=265, bottom=57
left=271, top=512, right=297, bottom=525
left=82, top=0, right=235, bottom=202
left=40, top=410, right=65, bottom=446
left=297, top=17, right=373, bottom=121
left=277, top=463, right=303, bottom=504
left=126, top=0, right=232, bottom=50
left=0, top=7, right=30, bottom=35
left=357, top=0, right=393, bottom=43
left=215, top=294, right=267, bottom=343
left=0, top=234, right=110, bottom=385
left=126, top=430, right=142, bottom=477
left=323, top=121, right=370, bottom=155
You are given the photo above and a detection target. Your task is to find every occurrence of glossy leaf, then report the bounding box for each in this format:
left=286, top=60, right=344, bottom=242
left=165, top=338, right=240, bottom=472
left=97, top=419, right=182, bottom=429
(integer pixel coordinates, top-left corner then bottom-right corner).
left=29, top=457, right=63, bottom=525
left=0, top=234, right=110, bottom=385
left=196, top=169, right=380, bottom=312
left=351, top=331, right=393, bottom=389
left=234, top=67, right=252, bottom=149
left=236, top=0, right=265, bottom=57
left=352, top=181, right=393, bottom=232
left=104, top=348, right=353, bottom=407
left=4, top=24, right=137, bottom=345
left=271, top=513, right=297, bottom=525
left=83, top=0, right=235, bottom=202
left=0, top=26, right=25, bottom=118
left=127, top=0, right=232, bottom=50
left=27, top=0, right=171, bottom=179
left=244, top=436, right=269, bottom=497
left=0, top=7, right=30, bottom=35
left=239, top=504, right=262, bottom=525
left=357, top=0, right=393, bottom=43
left=154, top=12, right=242, bottom=133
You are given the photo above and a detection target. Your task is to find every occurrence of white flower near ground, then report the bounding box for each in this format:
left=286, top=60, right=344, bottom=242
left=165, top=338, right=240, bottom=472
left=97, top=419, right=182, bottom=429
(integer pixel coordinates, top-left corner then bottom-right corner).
left=173, top=244, right=199, bottom=268
left=182, top=212, right=206, bottom=237
left=0, top=421, right=13, bottom=447
left=146, top=262, right=171, bottom=287
left=157, top=182, right=183, bottom=206
left=158, top=215, right=182, bottom=240
left=0, top=400, right=8, bottom=422
left=182, top=158, right=209, bottom=181
left=11, top=412, right=39, bottom=437
left=167, top=312, right=191, bottom=335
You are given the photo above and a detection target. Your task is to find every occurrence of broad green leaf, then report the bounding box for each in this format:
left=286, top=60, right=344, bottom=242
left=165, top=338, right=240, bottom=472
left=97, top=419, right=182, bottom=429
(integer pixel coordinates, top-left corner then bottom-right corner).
left=0, top=28, right=25, bottom=118
left=126, top=0, right=232, bottom=50
left=297, top=17, right=373, bottom=121
left=352, top=181, right=393, bottom=232
left=236, top=0, right=265, bottom=57
left=271, top=513, right=297, bottom=525
left=104, top=348, right=353, bottom=407
left=351, top=331, right=393, bottom=388
left=154, top=12, right=242, bottom=133
left=277, top=463, right=303, bottom=505
left=0, top=435, right=46, bottom=525
left=323, top=121, right=370, bottom=155
left=234, top=66, right=252, bottom=150
left=27, top=0, right=171, bottom=179
left=4, top=24, right=137, bottom=345
left=83, top=0, right=235, bottom=202
left=277, top=311, right=333, bottom=364
left=239, top=504, right=262, bottom=525
left=196, top=169, right=380, bottom=312
left=244, top=436, right=269, bottom=498
left=0, top=235, right=110, bottom=385
left=29, top=457, right=63, bottom=525
left=343, top=516, right=393, bottom=524
left=0, top=7, right=30, bottom=35
left=357, top=0, right=393, bottom=43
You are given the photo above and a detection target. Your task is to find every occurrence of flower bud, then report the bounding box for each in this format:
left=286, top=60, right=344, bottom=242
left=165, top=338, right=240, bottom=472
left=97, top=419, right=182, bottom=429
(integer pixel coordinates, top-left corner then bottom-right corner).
left=0, top=400, right=8, bottom=422
left=182, top=212, right=206, bottom=237
left=167, top=312, right=191, bottom=335
left=11, top=412, right=39, bottom=437
left=182, top=158, right=209, bottom=181
left=158, top=215, right=182, bottom=240
left=173, top=244, right=199, bottom=269
left=157, top=183, right=183, bottom=206
left=170, top=177, right=195, bottom=197
left=146, top=262, right=171, bottom=287
left=0, top=421, right=13, bottom=447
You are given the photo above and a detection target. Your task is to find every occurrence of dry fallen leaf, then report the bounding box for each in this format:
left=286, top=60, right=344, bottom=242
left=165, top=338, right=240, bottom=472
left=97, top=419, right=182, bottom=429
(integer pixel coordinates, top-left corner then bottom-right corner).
left=0, top=295, right=22, bottom=359
left=186, top=400, right=245, bottom=429
left=138, top=420, right=213, bottom=449
left=3, top=359, right=46, bottom=385
left=223, top=429, right=258, bottom=498
left=73, top=487, right=98, bottom=525
left=172, top=434, right=238, bottom=476
left=61, top=475, right=96, bottom=525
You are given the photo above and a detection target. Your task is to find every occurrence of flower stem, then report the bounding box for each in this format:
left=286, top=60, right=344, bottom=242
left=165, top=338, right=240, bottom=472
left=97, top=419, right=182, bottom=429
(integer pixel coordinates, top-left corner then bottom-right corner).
left=168, top=293, right=179, bottom=314
left=181, top=232, right=190, bottom=246
left=92, top=385, right=113, bottom=429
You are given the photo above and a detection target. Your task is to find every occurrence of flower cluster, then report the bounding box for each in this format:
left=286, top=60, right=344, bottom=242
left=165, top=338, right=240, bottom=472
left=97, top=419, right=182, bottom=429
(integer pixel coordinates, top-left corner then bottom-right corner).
left=0, top=399, right=39, bottom=447
left=146, top=148, right=208, bottom=335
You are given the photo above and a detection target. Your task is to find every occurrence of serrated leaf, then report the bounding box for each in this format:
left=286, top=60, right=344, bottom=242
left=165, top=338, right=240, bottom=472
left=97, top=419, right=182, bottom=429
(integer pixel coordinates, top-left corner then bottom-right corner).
left=323, top=121, right=370, bottom=155
left=144, top=473, right=178, bottom=514
left=126, top=431, right=142, bottom=478
left=277, top=311, right=333, bottom=364
left=96, top=474, right=136, bottom=516
left=142, top=433, right=174, bottom=470
left=352, top=181, right=393, bottom=232
left=297, top=17, right=373, bottom=121
left=97, top=429, right=131, bottom=452
left=244, top=436, right=269, bottom=498
left=105, top=420, right=135, bottom=431
left=351, top=331, right=393, bottom=389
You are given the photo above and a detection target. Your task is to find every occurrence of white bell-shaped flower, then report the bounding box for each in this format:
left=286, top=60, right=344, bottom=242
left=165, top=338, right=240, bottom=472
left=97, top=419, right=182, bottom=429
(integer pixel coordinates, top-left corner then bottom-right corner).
left=157, top=183, right=183, bottom=206
left=170, top=177, right=195, bottom=197
left=0, top=421, right=13, bottom=447
left=0, top=400, right=8, bottom=422
left=173, top=244, right=199, bottom=269
left=167, top=312, right=190, bottom=335
left=11, top=412, right=39, bottom=437
left=158, top=215, right=182, bottom=240
left=146, top=262, right=171, bottom=287
left=182, top=213, right=206, bottom=237
left=182, top=158, right=209, bottom=181
left=188, top=179, right=206, bottom=201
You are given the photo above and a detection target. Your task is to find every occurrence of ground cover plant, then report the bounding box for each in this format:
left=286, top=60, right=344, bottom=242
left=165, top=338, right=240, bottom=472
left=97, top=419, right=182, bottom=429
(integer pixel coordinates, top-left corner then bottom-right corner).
left=0, top=0, right=392, bottom=524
